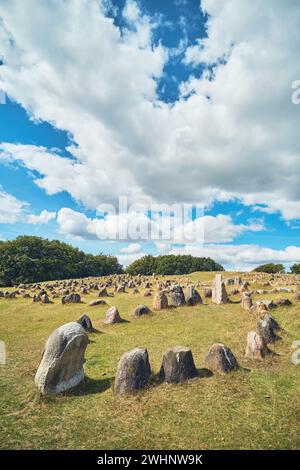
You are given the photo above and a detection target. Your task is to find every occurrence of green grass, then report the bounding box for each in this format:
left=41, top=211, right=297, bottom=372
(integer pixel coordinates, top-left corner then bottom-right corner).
left=1, top=272, right=300, bottom=449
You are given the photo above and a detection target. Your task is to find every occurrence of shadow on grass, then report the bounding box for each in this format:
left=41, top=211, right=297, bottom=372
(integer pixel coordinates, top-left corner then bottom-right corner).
left=69, top=376, right=112, bottom=396
left=197, top=367, right=214, bottom=378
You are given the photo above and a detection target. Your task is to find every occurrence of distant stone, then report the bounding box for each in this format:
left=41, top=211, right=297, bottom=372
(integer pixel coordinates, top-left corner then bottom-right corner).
left=133, top=305, right=151, bottom=317
left=185, top=286, right=202, bottom=306
left=205, top=343, right=239, bottom=373
left=159, top=346, right=198, bottom=383
left=168, top=285, right=186, bottom=307
left=88, top=299, right=106, bottom=307
left=153, top=291, right=168, bottom=310
left=104, top=306, right=122, bottom=324
left=204, top=287, right=212, bottom=298
left=143, top=290, right=152, bottom=297
left=212, top=275, right=228, bottom=304
left=295, top=291, right=300, bottom=301
left=41, top=293, right=51, bottom=304
left=262, top=300, right=277, bottom=310
left=62, top=293, right=81, bottom=304
left=245, top=331, right=270, bottom=360
left=241, top=292, right=252, bottom=311
left=98, top=287, right=109, bottom=297
left=116, top=285, right=125, bottom=293
left=33, top=294, right=41, bottom=302
left=114, top=347, right=151, bottom=394
left=276, top=298, right=292, bottom=307
left=35, top=322, right=88, bottom=395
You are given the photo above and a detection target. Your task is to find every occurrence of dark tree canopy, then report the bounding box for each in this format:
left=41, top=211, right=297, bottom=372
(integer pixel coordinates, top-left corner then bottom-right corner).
left=252, top=263, right=285, bottom=274
left=0, top=236, right=123, bottom=286
left=290, top=264, right=300, bottom=274
left=125, top=254, right=224, bottom=275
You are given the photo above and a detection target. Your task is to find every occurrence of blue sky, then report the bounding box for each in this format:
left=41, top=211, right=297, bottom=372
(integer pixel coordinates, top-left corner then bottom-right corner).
left=0, top=0, right=300, bottom=270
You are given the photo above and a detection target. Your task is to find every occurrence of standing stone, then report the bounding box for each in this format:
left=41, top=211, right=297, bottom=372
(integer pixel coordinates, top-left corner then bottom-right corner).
left=205, top=343, right=239, bottom=373
left=98, top=287, right=109, bottom=297
left=104, top=306, right=122, bottom=324
left=204, top=287, right=212, bottom=298
left=133, top=305, right=151, bottom=317
left=245, top=331, right=270, bottom=359
left=33, top=294, right=41, bottom=302
left=185, top=286, right=202, bottom=306
left=159, top=347, right=198, bottom=383
left=41, top=293, right=51, bottom=304
left=35, top=322, right=88, bottom=395
left=212, top=275, right=228, bottom=304
left=116, top=285, right=125, bottom=293
left=114, top=348, right=151, bottom=394
left=234, top=276, right=242, bottom=285
left=62, top=293, right=81, bottom=304
left=241, top=292, right=252, bottom=311
left=153, top=291, right=168, bottom=310
left=168, top=285, right=186, bottom=307
left=77, top=314, right=93, bottom=332
left=258, top=314, right=280, bottom=344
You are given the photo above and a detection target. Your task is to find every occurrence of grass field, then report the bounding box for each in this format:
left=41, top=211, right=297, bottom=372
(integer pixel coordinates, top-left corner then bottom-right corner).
left=1, top=272, right=300, bottom=450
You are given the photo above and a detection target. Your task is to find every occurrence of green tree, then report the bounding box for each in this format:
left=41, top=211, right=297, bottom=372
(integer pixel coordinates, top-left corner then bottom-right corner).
left=0, top=236, right=123, bottom=286
left=290, top=264, right=300, bottom=274
left=253, top=263, right=285, bottom=274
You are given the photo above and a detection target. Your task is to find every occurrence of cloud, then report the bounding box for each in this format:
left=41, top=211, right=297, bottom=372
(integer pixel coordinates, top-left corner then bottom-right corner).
left=120, top=243, right=142, bottom=254
left=0, top=188, right=28, bottom=223
left=169, top=244, right=300, bottom=271
left=27, top=209, right=56, bottom=225
left=56, top=207, right=264, bottom=243
left=0, top=0, right=299, bottom=222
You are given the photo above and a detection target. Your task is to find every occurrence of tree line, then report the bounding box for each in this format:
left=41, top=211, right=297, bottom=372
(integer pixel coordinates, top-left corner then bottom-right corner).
left=0, top=236, right=122, bottom=286
left=125, top=254, right=224, bottom=275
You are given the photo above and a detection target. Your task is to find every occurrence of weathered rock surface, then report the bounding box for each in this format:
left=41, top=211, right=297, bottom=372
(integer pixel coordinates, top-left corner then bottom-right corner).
left=245, top=331, right=270, bottom=359
left=168, top=285, right=186, bottom=307
left=153, top=291, right=168, bottom=310
left=185, top=286, right=202, bottom=306
left=258, top=314, right=281, bottom=344
left=77, top=314, right=93, bottom=332
left=35, top=322, right=88, bottom=395
left=62, top=293, right=81, bottom=304
left=205, top=343, right=239, bottom=373
left=212, top=275, right=228, bottom=304
left=88, top=299, right=106, bottom=307
left=159, top=346, right=198, bottom=383
left=133, top=305, right=151, bottom=317
left=241, top=292, right=252, bottom=311
left=103, top=306, right=122, bottom=324
left=114, top=347, right=151, bottom=394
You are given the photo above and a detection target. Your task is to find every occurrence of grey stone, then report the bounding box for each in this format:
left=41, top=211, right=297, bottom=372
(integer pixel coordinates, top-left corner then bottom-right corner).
left=153, top=291, right=168, bottom=310
left=212, top=275, right=228, bottom=304
left=77, top=314, right=93, bottom=332
left=205, top=343, right=239, bottom=373
left=133, top=305, right=151, bottom=317
left=114, top=347, right=151, bottom=394
left=35, top=322, right=88, bottom=395
left=245, top=331, right=270, bottom=360
left=185, top=286, right=202, bottom=306
left=104, top=306, right=122, bottom=324
left=88, top=299, right=106, bottom=307
left=159, top=346, right=198, bottom=383
left=168, top=285, right=186, bottom=307
left=258, top=314, right=280, bottom=344
left=62, top=293, right=81, bottom=304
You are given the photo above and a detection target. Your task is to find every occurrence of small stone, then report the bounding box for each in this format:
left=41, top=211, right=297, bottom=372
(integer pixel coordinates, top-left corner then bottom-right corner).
left=245, top=331, right=270, bottom=360
left=114, top=347, right=151, bottom=394
left=62, top=293, right=81, bottom=304
left=159, top=347, right=198, bottom=383
left=88, top=299, right=106, bottom=307
left=77, top=314, right=93, bottom=332
left=133, top=305, right=151, bottom=317
left=205, top=343, right=239, bottom=373
left=103, top=306, right=122, bottom=324
left=185, top=286, right=202, bottom=306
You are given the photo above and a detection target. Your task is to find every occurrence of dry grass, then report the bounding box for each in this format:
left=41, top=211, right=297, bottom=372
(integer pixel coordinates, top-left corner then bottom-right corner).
left=1, top=272, right=300, bottom=449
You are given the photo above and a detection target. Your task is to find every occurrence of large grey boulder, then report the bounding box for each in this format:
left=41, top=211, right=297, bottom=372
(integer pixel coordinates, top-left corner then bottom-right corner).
left=35, top=322, right=88, bottom=395
left=114, top=348, right=151, bottom=394
left=212, top=275, right=228, bottom=304
left=185, top=286, right=202, bottom=306
left=205, top=343, right=239, bottom=373
left=245, top=331, right=270, bottom=360
left=103, top=306, right=122, bottom=324
left=159, top=347, right=198, bottom=383
left=168, top=285, right=186, bottom=307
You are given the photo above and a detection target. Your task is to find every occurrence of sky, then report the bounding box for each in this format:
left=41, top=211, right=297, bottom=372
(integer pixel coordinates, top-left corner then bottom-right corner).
left=0, top=0, right=300, bottom=271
